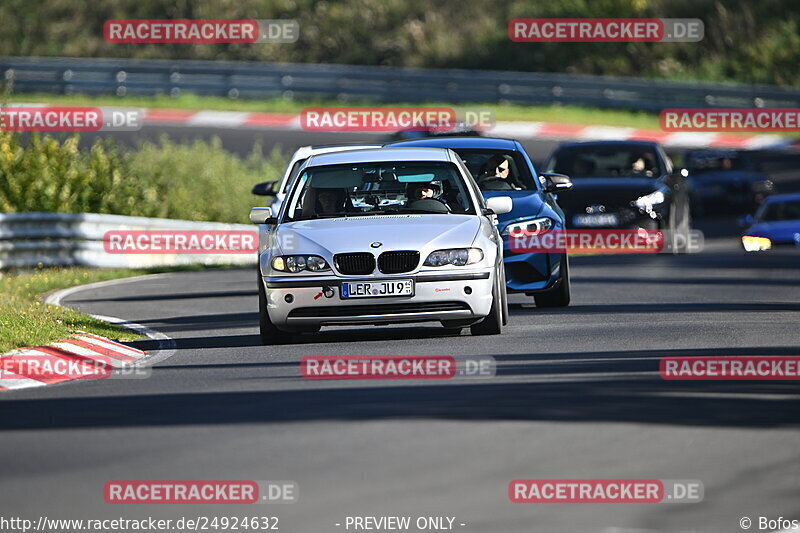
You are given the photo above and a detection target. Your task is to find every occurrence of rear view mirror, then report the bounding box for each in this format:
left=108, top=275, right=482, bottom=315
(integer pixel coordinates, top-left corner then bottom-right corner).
left=485, top=196, right=513, bottom=215
left=541, top=173, right=573, bottom=193
left=250, top=207, right=277, bottom=225
left=252, top=181, right=279, bottom=196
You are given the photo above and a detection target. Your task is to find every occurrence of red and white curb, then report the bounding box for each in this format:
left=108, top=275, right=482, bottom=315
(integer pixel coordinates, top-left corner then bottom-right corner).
left=141, top=108, right=788, bottom=149
left=0, top=333, right=147, bottom=390
left=15, top=104, right=789, bottom=149
left=0, top=274, right=177, bottom=392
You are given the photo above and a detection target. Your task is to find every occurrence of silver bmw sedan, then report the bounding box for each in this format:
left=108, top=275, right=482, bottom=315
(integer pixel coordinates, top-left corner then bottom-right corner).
left=250, top=147, right=512, bottom=344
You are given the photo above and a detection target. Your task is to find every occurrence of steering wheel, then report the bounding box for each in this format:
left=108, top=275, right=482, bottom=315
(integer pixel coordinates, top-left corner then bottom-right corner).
left=405, top=199, right=451, bottom=213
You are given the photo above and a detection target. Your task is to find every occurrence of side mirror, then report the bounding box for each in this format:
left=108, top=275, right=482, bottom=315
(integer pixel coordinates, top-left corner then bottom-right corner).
left=738, top=214, right=754, bottom=228
left=252, top=180, right=279, bottom=196
left=485, top=196, right=513, bottom=215
left=250, top=207, right=277, bottom=225
left=541, top=173, right=573, bottom=193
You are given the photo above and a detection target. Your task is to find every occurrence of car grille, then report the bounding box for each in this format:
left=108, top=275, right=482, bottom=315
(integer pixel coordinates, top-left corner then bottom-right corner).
left=334, top=252, right=376, bottom=275
left=288, top=302, right=470, bottom=318
left=378, top=251, right=420, bottom=274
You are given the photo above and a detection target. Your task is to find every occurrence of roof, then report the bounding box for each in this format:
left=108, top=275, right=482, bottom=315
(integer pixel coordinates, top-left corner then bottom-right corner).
left=290, top=143, right=382, bottom=160
left=556, top=140, right=661, bottom=149
left=385, top=136, right=520, bottom=151
left=306, top=147, right=454, bottom=166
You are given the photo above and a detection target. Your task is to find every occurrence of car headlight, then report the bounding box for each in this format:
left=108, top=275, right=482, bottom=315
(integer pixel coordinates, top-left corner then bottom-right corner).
left=501, top=217, right=553, bottom=237
left=423, top=248, right=484, bottom=267
left=271, top=255, right=330, bottom=272
left=741, top=236, right=771, bottom=252
left=634, top=190, right=666, bottom=209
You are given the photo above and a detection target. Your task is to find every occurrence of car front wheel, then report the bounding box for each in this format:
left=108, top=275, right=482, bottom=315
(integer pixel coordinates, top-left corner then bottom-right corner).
left=534, top=254, right=571, bottom=308
left=258, top=273, right=293, bottom=345
left=470, top=267, right=505, bottom=336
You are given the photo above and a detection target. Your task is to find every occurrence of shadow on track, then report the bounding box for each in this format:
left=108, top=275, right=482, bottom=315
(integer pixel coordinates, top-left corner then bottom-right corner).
left=2, top=344, right=799, bottom=431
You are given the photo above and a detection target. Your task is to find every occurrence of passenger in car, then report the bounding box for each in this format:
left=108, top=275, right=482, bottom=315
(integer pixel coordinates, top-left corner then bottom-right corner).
left=316, top=189, right=347, bottom=215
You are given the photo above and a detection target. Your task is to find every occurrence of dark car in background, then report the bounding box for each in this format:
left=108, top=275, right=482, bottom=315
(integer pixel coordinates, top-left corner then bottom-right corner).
left=682, top=149, right=775, bottom=216
left=544, top=140, right=691, bottom=242
left=387, top=136, right=573, bottom=307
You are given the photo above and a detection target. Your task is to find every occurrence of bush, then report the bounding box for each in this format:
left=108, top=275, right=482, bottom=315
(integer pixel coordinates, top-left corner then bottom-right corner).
left=0, top=130, right=287, bottom=223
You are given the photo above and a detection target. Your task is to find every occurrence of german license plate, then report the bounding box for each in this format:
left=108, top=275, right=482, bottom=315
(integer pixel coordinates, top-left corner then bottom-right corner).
left=341, top=279, right=414, bottom=299
left=573, top=213, right=619, bottom=227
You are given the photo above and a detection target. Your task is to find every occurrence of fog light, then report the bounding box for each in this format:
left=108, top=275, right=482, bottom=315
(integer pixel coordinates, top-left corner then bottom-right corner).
left=464, top=286, right=472, bottom=294
left=284, top=294, right=294, bottom=303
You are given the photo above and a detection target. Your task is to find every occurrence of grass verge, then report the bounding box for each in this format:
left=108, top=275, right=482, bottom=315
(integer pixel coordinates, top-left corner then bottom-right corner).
left=1, top=267, right=148, bottom=353
left=14, top=92, right=664, bottom=129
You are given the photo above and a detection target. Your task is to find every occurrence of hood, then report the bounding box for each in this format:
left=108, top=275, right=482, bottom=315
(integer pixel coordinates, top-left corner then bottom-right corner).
left=747, top=220, right=800, bottom=244
left=557, top=177, right=659, bottom=211
left=275, top=215, right=482, bottom=256
left=482, top=190, right=547, bottom=225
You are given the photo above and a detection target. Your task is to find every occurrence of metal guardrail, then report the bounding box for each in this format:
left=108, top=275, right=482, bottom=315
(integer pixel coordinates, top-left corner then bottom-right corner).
left=0, top=212, right=257, bottom=269
left=3, top=56, right=800, bottom=112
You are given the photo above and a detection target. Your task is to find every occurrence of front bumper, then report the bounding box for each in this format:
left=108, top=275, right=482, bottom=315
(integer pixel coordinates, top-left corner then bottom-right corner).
left=502, top=248, right=562, bottom=293
left=263, top=270, right=494, bottom=328
left=565, top=207, right=665, bottom=230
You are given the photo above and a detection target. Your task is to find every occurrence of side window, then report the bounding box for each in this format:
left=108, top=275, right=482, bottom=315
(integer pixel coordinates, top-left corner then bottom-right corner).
left=514, top=144, right=543, bottom=191
left=659, top=147, right=673, bottom=175
left=281, top=158, right=307, bottom=194
left=456, top=157, right=485, bottom=209
left=285, top=173, right=309, bottom=219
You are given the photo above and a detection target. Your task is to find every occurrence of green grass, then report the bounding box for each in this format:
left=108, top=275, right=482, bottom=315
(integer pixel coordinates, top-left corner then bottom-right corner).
left=0, top=267, right=146, bottom=353
left=13, top=92, right=664, bottom=129
left=0, top=264, right=246, bottom=353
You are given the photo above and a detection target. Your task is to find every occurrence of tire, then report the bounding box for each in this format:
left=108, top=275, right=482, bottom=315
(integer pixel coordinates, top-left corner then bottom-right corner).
left=500, top=265, right=509, bottom=326
left=470, top=268, right=505, bottom=336
left=534, top=254, right=571, bottom=308
left=258, top=274, right=293, bottom=345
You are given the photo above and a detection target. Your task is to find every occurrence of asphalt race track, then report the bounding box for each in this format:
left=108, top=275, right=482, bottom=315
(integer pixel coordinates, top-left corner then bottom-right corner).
left=1, top=127, right=799, bottom=533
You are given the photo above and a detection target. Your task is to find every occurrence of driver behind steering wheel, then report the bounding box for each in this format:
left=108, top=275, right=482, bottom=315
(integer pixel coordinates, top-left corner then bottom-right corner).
left=477, top=154, right=519, bottom=191
left=405, top=182, right=450, bottom=212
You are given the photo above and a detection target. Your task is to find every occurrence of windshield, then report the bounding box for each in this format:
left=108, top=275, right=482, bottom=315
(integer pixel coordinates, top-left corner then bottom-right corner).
left=283, top=161, right=475, bottom=221
left=547, top=145, right=663, bottom=178
left=451, top=149, right=537, bottom=191
left=756, top=200, right=800, bottom=222
left=686, top=152, right=751, bottom=174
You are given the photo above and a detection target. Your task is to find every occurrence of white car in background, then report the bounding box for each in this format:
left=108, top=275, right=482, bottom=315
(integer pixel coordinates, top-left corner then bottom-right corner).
left=252, top=143, right=381, bottom=214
